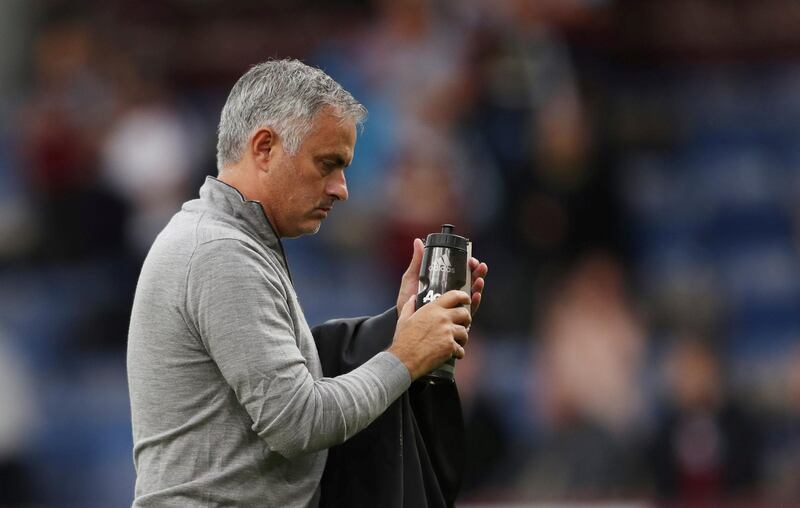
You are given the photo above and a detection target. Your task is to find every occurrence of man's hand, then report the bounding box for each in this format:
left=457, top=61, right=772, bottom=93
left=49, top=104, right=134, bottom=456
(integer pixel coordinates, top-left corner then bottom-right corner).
left=388, top=291, right=472, bottom=380
left=396, top=238, right=489, bottom=316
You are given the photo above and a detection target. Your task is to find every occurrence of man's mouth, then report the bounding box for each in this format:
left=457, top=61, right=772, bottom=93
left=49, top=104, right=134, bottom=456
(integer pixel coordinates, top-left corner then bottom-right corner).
left=314, top=205, right=332, bottom=218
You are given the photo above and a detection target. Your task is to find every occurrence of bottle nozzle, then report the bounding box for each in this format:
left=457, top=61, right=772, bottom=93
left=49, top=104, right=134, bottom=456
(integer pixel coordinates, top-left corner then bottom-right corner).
left=441, top=224, right=454, bottom=235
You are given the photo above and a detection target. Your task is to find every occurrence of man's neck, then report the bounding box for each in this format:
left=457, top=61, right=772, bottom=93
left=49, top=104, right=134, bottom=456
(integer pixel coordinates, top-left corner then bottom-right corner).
left=216, top=166, right=283, bottom=238
left=217, top=166, right=255, bottom=201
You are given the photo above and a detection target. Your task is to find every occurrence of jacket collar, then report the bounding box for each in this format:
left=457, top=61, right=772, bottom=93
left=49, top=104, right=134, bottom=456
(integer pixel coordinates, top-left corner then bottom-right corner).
left=198, top=176, right=282, bottom=252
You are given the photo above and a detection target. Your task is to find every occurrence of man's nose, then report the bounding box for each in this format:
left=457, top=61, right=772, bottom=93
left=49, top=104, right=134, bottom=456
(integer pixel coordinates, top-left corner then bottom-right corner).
left=327, top=171, right=348, bottom=201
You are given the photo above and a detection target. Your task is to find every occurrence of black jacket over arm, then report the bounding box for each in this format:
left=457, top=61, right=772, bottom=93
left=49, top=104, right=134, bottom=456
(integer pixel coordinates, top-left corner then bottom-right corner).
left=312, top=308, right=466, bottom=508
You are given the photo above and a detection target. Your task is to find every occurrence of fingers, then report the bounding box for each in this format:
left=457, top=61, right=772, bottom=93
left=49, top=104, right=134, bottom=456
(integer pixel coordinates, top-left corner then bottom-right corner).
left=446, top=306, right=472, bottom=327
left=453, top=342, right=466, bottom=360
left=398, top=295, right=416, bottom=321
left=434, top=290, right=471, bottom=309
left=469, top=261, right=488, bottom=310
left=469, top=257, right=486, bottom=313
left=471, top=291, right=482, bottom=314
left=470, top=260, right=488, bottom=280
left=452, top=324, right=469, bottom=345
left=470, top=276, right=483, bottom=312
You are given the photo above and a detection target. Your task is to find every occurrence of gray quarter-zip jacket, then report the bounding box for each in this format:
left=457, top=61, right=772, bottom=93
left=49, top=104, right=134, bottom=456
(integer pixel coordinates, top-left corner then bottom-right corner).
left=127, top=176, right=411, bottom=507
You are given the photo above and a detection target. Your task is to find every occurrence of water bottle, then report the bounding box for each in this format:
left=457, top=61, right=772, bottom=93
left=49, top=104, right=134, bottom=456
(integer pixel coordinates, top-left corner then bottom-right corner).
left=417, top=224, right=471, bottom=384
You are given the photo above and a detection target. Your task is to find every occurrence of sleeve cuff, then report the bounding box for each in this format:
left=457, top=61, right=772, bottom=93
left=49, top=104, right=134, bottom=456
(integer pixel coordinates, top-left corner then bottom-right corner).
left=369, top=351, right=412, bottom=400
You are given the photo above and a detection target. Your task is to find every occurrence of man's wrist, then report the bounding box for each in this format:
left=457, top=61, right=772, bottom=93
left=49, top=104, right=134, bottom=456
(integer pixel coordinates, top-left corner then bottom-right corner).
left=383, top=348, right=414, bottom=383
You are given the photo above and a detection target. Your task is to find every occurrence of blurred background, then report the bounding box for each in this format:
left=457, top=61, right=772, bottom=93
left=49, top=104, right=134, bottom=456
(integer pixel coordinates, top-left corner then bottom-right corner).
left=1, top=0, right=799, bottom=506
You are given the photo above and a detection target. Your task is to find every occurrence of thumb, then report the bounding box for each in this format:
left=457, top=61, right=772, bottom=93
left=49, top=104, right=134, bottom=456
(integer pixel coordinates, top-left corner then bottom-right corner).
left=405, top=238, right=424, bottom=276
left=398, top=294, right=416, bottom=321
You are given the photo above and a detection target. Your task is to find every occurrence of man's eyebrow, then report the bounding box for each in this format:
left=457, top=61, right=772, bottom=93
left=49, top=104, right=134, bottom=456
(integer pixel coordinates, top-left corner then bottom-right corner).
left=317, top=153, right=350, bottom=167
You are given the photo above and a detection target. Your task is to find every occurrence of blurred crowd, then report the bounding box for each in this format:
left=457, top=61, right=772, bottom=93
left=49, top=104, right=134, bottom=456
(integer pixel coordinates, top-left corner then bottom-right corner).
left=1, top=0, right=800, bottom=506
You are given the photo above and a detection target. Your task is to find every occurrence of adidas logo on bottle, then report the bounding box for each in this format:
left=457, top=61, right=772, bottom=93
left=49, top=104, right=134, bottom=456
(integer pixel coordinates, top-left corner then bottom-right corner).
left=428, top=251, right=456, bottom=274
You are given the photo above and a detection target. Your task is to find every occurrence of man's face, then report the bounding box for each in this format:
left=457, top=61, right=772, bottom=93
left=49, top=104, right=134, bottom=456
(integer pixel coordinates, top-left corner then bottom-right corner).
left=259, top=109, right=355, bottom=238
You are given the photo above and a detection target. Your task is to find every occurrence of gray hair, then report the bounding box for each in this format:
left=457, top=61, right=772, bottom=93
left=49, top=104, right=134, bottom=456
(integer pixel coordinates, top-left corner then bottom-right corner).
left=216, top=59, right=367, bottom=171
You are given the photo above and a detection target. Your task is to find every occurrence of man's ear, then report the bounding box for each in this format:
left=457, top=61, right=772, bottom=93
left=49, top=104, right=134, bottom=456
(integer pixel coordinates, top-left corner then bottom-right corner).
left=251, top=127, right=277, bottom=172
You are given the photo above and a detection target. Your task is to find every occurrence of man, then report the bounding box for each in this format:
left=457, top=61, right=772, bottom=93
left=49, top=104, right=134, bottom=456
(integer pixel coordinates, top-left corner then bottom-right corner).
left=127, top=59, right=487, bottom=507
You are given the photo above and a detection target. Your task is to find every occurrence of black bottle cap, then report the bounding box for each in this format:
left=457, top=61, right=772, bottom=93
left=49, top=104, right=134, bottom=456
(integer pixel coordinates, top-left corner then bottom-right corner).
left=425, top=224, right=468, bottom=252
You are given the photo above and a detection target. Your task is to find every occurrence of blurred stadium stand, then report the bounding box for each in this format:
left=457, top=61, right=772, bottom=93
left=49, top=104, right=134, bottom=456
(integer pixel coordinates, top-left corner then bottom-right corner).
left=1, top=0, right=800, bottom=505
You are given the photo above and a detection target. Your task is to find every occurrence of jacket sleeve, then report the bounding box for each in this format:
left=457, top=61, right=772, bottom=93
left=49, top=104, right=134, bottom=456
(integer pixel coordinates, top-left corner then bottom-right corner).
left=184, top=239, right=411, bottom=459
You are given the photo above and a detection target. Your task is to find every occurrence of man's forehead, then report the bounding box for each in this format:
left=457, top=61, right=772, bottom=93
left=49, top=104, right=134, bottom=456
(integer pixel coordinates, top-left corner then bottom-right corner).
left=306, top=111, right=356, bottom=155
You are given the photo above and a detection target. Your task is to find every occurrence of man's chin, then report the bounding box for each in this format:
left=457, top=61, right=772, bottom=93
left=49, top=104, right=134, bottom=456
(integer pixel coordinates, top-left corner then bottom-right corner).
left=285, top=220, right=322, bottom=238
left=308, top=222, right=322, bottom=235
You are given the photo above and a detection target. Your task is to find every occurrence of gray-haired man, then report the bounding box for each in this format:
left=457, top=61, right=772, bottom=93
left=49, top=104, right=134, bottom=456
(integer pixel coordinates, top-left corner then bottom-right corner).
left=127, top=59, right=487, bottom=507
